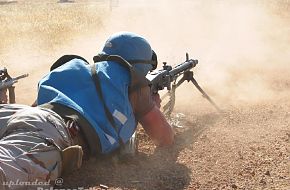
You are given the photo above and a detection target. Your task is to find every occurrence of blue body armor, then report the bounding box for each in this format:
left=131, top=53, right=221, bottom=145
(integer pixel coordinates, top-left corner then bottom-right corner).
left=37, top=59, right=137, bottom=154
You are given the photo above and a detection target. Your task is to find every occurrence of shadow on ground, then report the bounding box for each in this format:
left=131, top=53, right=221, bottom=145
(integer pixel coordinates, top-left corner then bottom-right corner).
left=60, top=112, right=220, bottom=189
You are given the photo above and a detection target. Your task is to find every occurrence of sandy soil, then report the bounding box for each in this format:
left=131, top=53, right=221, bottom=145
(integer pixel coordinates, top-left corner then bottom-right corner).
left=59, top=97, right=289, bottom=190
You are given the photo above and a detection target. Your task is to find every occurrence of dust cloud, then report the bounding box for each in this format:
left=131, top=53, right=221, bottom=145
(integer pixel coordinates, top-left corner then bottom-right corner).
left=0, top=0, right=289, bottom=110
left=104, top=0, right=290, bottom=112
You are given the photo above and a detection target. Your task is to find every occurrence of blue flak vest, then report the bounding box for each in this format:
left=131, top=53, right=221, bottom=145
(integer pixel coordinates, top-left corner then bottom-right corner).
left=37, top=58, right=137, bottom=154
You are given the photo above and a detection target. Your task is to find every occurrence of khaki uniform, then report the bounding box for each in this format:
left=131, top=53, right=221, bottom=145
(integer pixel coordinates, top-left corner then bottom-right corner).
left=0, top=104, right=73, bottom=190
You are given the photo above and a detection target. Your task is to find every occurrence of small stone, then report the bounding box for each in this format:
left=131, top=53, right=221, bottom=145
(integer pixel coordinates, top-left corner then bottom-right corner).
left=231, top=184, right=238, bottom=189
left=265, top=171, right=270, bottom=176
left=259, top=178, right=267, bottom=185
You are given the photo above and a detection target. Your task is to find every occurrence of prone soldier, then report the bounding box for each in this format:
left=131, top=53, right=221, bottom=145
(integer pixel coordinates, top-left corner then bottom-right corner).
left=0, top=32, right=174, bottom=190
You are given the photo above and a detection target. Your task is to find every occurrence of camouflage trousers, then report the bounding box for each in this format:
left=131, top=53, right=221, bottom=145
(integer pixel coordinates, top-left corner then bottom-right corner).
left=0, top=104, right=75, bottom=190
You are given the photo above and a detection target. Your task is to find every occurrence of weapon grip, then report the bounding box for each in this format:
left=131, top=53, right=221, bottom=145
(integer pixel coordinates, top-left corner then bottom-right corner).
left=8, top=86, right=16, bottom=104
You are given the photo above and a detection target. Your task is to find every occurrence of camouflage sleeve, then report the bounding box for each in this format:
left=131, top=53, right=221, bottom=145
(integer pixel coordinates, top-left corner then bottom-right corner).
left=129, top=86, right=155, bottom=121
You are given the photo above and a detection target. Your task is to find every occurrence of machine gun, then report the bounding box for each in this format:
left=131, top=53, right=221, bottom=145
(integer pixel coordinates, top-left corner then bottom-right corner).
left=0, top=68, right=29, bottom=104
left=146, top=53, right=221, bottom=117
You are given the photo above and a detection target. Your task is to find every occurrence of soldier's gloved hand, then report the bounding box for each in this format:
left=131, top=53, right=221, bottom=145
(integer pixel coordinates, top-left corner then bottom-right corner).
left=0, top=89, right=8, bottom=104
left=152, top=92, right=161, bottom=109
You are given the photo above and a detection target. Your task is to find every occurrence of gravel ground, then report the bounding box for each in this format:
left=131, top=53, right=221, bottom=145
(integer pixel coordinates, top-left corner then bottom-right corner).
left=61, top=97, right=290, bottom=190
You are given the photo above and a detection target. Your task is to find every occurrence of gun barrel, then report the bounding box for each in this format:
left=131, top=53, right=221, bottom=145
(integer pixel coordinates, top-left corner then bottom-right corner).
left=14, top=74, right=29, bottom=80
left=0, top=73, right=29, bottom=90
left=169, top=59, right=198, bottom=77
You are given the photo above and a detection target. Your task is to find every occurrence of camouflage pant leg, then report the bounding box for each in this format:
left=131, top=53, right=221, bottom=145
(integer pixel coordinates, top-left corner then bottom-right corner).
left=0, top=105, right=73, bottom=190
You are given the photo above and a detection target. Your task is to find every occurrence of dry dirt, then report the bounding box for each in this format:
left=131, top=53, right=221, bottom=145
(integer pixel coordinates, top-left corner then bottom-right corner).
left=55, top=81, right=290, bottom=188
left=1, top=0, right=289, bottom=189
left=61, top=100, right=290, bottom=190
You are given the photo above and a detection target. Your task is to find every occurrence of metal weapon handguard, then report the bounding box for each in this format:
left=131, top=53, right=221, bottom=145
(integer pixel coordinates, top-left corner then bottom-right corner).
left=146, top=53, right=221, bottom=117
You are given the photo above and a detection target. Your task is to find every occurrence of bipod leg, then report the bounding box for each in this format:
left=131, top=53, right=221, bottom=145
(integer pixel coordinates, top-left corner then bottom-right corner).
left=162, top=74, right=187, bottom=117
left=163, top=86, right=175, bottom=118
left=190, top=77, right=222, bottom=112
left=175, top=75, right=186, bottom=89
left=161, top=74, right=186, bottom=100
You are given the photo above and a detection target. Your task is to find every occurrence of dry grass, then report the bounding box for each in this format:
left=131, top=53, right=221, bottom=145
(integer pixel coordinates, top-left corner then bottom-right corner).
left=0, top=1, right=108, bottom=52
left=0, top=0, right=110, bottom=103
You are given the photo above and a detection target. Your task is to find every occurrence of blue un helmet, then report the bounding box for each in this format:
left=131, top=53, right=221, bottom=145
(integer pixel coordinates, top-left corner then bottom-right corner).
left=100, top=32, right=157, bottom=75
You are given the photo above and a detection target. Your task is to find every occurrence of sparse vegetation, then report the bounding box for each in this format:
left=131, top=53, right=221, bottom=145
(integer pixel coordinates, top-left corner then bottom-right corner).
left=0, top=1, right=108, bottom=52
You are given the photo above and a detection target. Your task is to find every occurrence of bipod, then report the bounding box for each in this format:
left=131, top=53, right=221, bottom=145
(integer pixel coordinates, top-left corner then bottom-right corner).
left=175, top=70, right=222, bottom=112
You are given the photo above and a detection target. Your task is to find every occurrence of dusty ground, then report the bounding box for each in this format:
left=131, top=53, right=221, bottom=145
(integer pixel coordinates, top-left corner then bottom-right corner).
left=59, top=98, right=289, bottom=190
left=1, top=0, right=289, bottom=189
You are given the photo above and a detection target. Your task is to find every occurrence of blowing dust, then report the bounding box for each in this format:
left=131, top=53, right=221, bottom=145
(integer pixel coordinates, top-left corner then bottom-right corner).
left=0, top=0, right=289, bottom=112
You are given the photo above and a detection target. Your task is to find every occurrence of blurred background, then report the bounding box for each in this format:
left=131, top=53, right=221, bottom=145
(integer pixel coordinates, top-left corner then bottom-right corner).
left=0, top=0, right=289, bottom=111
